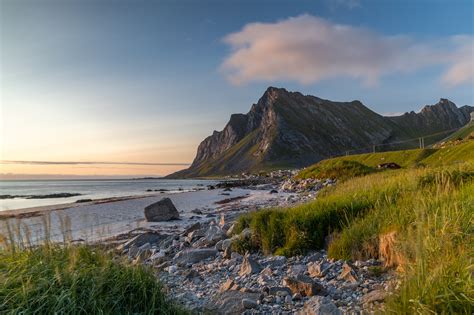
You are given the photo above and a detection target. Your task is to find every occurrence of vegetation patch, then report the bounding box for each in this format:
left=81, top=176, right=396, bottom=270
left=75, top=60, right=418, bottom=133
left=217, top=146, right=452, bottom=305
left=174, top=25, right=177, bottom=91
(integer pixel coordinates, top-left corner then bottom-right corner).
left=297, top=160, right=376, bottom=181
left=0, top=244, right=185, bottom=314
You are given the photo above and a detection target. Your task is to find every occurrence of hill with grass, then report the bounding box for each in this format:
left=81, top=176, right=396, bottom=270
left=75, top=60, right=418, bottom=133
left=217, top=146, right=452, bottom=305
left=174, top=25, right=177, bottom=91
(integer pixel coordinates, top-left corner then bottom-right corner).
left=233, top=140, right=473, bottom=313
left=168, top=87, right=472, bottom=178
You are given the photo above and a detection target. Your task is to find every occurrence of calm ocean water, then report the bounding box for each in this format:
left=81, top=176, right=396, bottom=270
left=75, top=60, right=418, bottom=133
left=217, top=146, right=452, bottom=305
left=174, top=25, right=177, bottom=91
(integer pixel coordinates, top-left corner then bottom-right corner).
left=0, top=179, right=218, bottom=211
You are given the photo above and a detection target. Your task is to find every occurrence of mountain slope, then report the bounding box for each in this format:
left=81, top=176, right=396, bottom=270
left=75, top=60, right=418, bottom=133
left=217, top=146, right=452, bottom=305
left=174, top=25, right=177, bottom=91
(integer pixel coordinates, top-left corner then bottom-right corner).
left=169, top=87, right=473, bottom=178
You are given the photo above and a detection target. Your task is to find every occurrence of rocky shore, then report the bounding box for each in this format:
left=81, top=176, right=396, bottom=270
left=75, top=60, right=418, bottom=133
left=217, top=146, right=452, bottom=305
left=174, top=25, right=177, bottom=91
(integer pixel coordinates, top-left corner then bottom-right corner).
left=111, top=176, right=395, bottom=314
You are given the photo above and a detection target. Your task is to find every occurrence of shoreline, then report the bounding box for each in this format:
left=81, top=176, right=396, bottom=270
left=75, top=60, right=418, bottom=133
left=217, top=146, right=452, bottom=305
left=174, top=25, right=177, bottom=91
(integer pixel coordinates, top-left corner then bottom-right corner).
left=0, top=192, right=181, bottom=220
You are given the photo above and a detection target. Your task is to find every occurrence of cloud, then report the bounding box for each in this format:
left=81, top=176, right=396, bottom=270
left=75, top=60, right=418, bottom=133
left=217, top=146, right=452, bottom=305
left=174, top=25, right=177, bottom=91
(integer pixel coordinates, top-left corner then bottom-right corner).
left=0, top=160, right=190, bottom=166
left=221, top=14, right=473, bottom=87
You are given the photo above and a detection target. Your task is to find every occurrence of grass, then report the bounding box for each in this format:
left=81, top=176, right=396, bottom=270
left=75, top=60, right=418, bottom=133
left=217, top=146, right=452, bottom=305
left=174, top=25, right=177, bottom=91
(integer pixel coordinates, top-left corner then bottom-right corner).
left=234, top=140, right=474, bottom=313
left=297, top=160, right=376, bottom=180
left=0, top=224, right=185, bottom=314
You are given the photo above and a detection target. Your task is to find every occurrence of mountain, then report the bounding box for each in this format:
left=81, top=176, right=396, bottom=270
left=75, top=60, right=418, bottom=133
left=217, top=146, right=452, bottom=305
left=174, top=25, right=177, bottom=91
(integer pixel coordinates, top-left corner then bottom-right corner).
left=168, top=87, right=473, bottom=178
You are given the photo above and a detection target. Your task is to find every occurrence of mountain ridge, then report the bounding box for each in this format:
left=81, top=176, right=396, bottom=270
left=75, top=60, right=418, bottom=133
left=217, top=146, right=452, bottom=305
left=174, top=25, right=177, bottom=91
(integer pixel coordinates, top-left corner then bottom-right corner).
left=168, top=87, right=473, bottom=178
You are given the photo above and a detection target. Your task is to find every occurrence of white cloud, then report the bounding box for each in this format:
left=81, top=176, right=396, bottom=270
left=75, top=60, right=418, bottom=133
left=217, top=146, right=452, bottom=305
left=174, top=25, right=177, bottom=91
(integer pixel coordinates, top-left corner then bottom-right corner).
left=221, top=15, right=473, bottom=87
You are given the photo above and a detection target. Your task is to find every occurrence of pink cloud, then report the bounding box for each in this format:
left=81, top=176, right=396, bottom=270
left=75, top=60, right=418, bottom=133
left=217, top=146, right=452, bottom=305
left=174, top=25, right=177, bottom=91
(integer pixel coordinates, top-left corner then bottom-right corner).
left=221, top=15, right=473, bottom=87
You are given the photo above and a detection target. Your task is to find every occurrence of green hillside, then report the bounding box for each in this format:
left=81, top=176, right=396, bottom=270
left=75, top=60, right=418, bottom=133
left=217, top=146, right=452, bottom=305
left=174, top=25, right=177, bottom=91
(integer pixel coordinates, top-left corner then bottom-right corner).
left=441, top=121, right=474, bottom=142
left=298, top=140, right=473, bottom=180
left=234, top=141, right=474, bottom=313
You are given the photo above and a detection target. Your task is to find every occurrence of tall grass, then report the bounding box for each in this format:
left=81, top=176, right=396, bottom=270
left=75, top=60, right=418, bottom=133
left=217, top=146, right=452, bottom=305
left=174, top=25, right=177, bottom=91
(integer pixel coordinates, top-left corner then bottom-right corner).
left=0, top=217, right=186, bottom=314
left=235, top=165, right=474, bottom=313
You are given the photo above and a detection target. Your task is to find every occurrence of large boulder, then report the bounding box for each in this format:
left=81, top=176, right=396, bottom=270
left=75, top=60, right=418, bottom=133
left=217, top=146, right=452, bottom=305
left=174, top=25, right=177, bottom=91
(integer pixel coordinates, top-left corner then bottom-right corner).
left=298, top=296, right=341, bottom=315
left=173, top=248, right=218, bottom=266
left=144, top=198, right=180, bottom=222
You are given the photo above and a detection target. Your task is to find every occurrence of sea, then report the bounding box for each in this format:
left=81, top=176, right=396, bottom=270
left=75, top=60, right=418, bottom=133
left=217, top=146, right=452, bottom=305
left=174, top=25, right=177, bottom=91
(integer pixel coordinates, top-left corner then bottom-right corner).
left=0, top=179, right=219, bottom=211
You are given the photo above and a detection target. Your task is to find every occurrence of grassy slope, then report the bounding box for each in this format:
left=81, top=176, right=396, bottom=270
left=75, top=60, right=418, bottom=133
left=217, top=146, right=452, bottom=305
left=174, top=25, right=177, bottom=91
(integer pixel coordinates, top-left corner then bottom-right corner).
left=441, top=121, right=474, bottom=141
left=234, top=141, right=474, bottom=313
left=0, top=245, right=185, bottom=314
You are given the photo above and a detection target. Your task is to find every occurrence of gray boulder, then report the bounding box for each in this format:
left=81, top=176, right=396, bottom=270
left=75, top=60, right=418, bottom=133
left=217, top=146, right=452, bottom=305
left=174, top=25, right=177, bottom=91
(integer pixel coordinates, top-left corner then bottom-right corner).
left=144, top=198, right=180, bottom=222
left=298, top=296, right=341, bottom=315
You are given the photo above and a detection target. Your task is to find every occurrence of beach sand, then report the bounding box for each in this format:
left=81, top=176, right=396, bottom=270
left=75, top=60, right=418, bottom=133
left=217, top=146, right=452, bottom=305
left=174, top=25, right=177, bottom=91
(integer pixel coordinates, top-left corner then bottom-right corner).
left=0, top=188, right=293, bottom=245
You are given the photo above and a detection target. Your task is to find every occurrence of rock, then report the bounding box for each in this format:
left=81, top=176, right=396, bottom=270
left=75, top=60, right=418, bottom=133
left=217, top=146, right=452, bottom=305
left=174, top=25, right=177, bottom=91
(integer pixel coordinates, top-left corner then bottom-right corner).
left=283, top=275, right=326, bottom=297
left=262, top=255, right=287, bottom=268
left=117, top=232, right=165, bottom=251
left=204, top=225, right=227, bottom=245
left=223, top=187, right=232, bottom=192
left=298, top=296, right=341, bottom=315
left=361, top=289, right=386, bottom=304
left=191, top=209, right=203, bottom=215
left=167, top=265, right=178, bottom=274
left=268, top=286, right=292, bottom=296
left=216, top=238, right=232, bottom=251
left=285, top=295, right=293, bottom=304
left=292, top=293, right=302, bottom=300
left=337, top=262, right=358, bottom=283
left=269, top=189, right=278, bottom=194
left=308, top=261, right=330, bottom=278
left=231, top=252, right=243, bottom=261
left=226, top=223, right=236, bottom=236
left=144, top=198, right=180, bottom=222
left=206, top=291, right=260, bottom=314
left=223, top=246, right=232, bottom=259
left=183, top=222, right=201, bottom=235
left=242, top=298, right=258, bottom=309
left=149, top=250, right=167, bottom=263
left=290, top=264, right=307, bottom=276
left=220, top=279, right=235, bottom=292
left=173, top=248, right=218, bottom=266
left=239, top=255, right=263, bottom=276
left=183, top=269, right=200, bottom=280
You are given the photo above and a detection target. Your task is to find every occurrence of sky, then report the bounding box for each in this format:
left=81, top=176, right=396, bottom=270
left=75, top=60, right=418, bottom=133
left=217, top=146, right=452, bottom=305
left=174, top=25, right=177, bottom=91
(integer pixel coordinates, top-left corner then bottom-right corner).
left=1, top=0, right=473, bottom=178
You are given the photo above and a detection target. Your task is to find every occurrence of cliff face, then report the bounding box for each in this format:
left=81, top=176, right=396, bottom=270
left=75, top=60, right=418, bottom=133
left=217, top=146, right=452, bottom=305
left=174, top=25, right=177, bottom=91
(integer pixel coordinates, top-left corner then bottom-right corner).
left=168, top=88, right=473, bottom=178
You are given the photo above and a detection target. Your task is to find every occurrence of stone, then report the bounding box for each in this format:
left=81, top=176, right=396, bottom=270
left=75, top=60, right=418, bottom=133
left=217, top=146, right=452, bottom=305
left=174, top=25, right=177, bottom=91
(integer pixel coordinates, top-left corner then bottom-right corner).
left=206, top=291, right=260, bottom=314
left=308, top=261, right=330, bottom=278
left=117, top=232, right=166, bottom=251
left=167, top=265, right=178, bottom=274
left=285, top=295, right=293, bottom=304
left=266, top=286, right=292, bottom=296
left=183, top=269, right=200, bottom=280
left=337, top=262, right=358, bottom=283
left=361, top=289, right=386, bottom=304
left=239, top=255, right=263, bottom=276
left=270, top=189, right=278, bottom=194
left=173, top=248, right=218, bottom=266
left=183, top=222, right=201, bottom=235
left=283, top=275, right=326, bottom=297
left=262, top=255, right=287, bottom=268
left=220, top=279, right=235, bottom=292
left=290, top=264, right=307, bottom=276
left=223, top=246, right=232, bottom=259
left=242, top=298, right=258, bottom=309
left=204, top=225, right=226, bottom=245
left=298, top=296, right=341, bottom=315
left=144, top=198, right=180, bottom=222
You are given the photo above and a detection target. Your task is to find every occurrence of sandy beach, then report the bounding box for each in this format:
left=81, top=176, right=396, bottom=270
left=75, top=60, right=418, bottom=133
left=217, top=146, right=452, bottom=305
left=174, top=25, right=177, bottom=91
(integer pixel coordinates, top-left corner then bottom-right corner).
left=0, top=187, right=294, bottom=245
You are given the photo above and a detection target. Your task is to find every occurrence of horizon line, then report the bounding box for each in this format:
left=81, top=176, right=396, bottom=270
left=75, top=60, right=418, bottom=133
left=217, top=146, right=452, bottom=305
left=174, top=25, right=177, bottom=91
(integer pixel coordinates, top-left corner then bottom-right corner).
left=0, top=160, right=191, bottom=166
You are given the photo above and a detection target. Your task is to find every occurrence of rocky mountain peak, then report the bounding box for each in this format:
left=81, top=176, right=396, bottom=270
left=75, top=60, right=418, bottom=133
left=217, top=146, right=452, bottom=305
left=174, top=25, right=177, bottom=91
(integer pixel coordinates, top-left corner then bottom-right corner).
left=168, top=89, right=473, bottom=178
